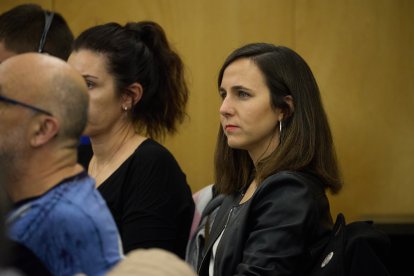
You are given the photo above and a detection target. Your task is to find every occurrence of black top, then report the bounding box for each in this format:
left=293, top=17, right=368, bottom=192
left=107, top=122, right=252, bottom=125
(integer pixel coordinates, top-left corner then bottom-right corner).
left=97, top=139, right=194, bottom=258
left=77, top=143, right=93, bottom=170
left=199, top=171, right=333, bottom=276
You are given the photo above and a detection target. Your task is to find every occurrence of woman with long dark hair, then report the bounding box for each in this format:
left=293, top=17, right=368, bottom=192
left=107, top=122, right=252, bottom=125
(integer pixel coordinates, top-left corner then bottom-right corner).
left=198, top=43, right=342, bottom=275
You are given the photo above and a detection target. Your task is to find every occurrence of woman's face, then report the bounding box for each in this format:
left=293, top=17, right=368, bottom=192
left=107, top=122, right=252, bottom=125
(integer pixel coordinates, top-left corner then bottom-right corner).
left=68, top=49, right=123, bottom=138
left=219, top=58, right=282, bottom=163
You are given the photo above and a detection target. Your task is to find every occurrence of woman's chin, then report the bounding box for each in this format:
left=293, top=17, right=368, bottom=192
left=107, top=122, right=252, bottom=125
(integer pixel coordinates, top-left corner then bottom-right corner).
left=227, top=140, right=245, bottom=150
left=82, top=125, right=94, bottom=137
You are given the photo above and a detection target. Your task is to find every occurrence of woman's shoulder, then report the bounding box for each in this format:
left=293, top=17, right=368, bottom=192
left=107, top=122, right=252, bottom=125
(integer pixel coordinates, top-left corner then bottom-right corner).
left=134, top=139, right=172, bottom=157
left=127, top=139, right=184, bottom=175
left=131, top=139, right=178, bottom=164
left=249, top=171, right=332, bottom=230
left=254, top=170, right=327, bottom=203
left=261, top=170, right=324, bottom=189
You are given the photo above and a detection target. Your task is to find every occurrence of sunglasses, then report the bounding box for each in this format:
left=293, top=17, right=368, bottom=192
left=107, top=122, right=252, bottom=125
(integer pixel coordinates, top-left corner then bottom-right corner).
left=0, top=95, right=53, bottom=116
left=38, top=11, right=55, bottom=53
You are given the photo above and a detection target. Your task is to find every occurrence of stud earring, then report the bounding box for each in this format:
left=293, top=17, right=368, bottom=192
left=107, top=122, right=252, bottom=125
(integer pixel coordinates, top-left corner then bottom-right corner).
left=123, top=106, right=128, bottom=111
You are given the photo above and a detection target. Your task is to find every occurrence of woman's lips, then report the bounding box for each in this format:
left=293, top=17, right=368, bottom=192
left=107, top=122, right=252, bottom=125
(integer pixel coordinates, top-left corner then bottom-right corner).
left=225, top=125, right=239, bottom=132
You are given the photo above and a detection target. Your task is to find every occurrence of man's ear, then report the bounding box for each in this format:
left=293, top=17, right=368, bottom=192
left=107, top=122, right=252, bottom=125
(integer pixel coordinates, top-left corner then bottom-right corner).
left=121, top=82, right=143, bottom=109
left=29, top=116, right=60, bottom=147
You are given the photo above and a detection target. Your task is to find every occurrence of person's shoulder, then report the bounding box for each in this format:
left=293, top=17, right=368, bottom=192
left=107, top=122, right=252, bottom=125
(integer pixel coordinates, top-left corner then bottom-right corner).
left=133, top=139, right=179, bottom=165
left=136, top=139, right=172, bottom=155
left=262, top=171, right=323, bottom=189
left=10, top=196, right=94, bottom=241
left=255, top=170, right=325, bottom=201
left=9, top=175, right=93, bottom=227
left=43, top=202, right=112, bottom=242
left=59, top=173, right=102, bottom=205
left=249, top=171, right=330, bottom=227
left=50, top=177, right=105, bottom=221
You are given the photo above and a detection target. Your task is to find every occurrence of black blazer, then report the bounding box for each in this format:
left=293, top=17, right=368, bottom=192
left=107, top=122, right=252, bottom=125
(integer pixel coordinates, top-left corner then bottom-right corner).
left=198, top=171, right=333, bottom=276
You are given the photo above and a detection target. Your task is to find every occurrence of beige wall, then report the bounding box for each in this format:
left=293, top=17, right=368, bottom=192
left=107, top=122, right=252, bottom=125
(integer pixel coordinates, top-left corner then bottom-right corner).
left=1, top=0, right=413, bottom=221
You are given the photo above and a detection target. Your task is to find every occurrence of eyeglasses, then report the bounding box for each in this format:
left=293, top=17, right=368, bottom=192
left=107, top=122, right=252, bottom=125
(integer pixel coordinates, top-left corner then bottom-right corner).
left=0, top=95, right=53, bottom=116
left=38, top=11, right=55, bottom=53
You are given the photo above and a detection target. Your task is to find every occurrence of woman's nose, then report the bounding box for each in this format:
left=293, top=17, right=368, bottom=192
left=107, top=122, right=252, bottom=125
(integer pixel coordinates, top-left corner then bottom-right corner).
left=219, top=96, right=233, bottom=117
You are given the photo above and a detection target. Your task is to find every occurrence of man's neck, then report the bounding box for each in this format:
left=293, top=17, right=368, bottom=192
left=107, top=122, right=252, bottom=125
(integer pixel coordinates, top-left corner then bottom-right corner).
left=6, top=151, right=84, bottom=203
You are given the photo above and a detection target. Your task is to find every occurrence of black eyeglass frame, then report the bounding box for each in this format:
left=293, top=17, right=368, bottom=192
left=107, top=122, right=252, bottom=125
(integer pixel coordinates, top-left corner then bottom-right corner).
left=0, top=95, right=53, bottom=116
left=38, top=11, right=55, bottom=53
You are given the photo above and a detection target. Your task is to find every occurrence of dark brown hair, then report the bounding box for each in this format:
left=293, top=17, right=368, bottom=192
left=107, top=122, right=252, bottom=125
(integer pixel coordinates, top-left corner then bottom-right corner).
left=0, top=4, right=74, bottom=60
left=215, top=43, right=342, bottom=195
left=72, top=21, right=189, bottom=140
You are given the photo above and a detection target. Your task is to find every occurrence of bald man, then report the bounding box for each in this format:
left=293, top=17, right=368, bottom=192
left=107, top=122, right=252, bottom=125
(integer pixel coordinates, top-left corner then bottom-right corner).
left=0, top=53, right=123, bottom=276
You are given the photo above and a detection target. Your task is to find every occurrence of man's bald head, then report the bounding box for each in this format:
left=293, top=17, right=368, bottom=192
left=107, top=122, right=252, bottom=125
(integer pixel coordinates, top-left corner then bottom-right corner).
left=0, top=53, right=89, bottom=142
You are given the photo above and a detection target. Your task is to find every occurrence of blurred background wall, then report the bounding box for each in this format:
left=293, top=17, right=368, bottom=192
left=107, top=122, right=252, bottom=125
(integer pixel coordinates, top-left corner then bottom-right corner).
left=1, top=0, right=413, bottom=222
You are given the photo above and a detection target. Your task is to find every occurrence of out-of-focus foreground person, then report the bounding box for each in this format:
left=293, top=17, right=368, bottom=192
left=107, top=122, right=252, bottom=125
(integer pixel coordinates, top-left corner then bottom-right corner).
left=0, top=3, right=73, bottom=62
left=197, top=43, right=342, bottom=275
left=0, top=53, right=123, bottom=276
left=68, top=21, right=194, bottom=258
left=108, top=248, right=196, bottom=276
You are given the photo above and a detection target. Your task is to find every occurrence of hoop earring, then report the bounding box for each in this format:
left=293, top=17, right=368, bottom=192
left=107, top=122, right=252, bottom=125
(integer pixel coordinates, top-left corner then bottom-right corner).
left=38, top=11, right=54, bottom=53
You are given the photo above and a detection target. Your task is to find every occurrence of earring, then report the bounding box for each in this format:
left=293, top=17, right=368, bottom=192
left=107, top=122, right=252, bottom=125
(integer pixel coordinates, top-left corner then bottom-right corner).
left=123, top=106, right=128, bottom=111
left=279, top=120, right=282, bottom=134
